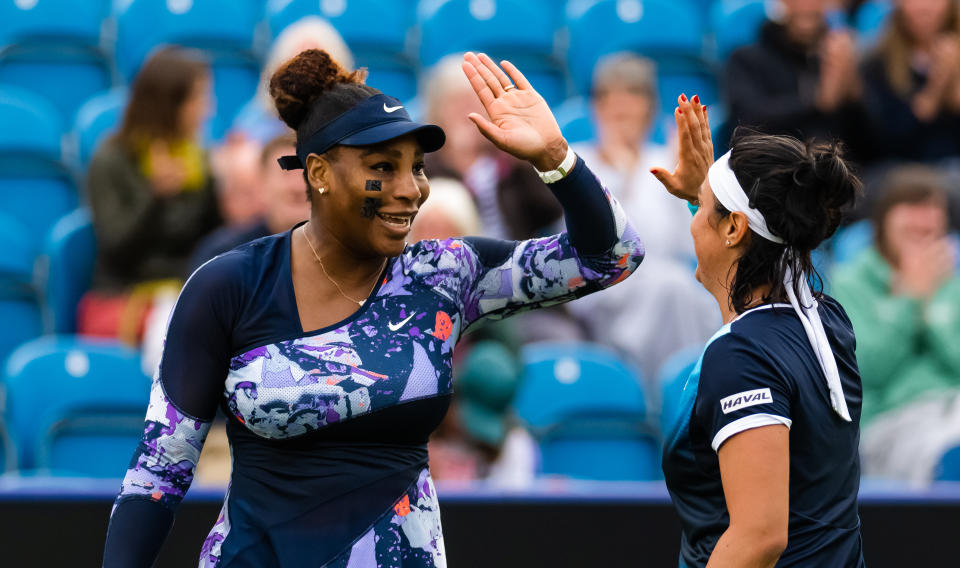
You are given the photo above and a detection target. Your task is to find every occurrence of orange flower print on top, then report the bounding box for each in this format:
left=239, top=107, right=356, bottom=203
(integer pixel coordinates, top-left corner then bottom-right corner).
left=432, top=311, right=453, bottom=341
left=394, top=494, right=411, bottom=517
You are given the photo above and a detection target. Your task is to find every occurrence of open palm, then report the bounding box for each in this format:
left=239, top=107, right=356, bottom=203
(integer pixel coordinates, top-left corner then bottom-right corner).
left=650, top=94, right=713, bottom=204
left=461, top=52, right=567, bottom=171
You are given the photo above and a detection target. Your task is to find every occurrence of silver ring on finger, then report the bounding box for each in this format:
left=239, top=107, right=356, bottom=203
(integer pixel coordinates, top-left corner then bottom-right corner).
left=503, top=84, right=516, bottom=92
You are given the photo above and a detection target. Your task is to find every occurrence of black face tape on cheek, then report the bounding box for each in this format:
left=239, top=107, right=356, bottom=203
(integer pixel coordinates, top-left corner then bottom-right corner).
left=361, top=197, right=383, bottom=218
left=365, top=179, right=382, bottom=192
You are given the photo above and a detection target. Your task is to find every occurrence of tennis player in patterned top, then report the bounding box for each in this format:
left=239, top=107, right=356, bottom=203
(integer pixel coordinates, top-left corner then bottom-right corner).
left=101, top=50, right=643, bottom=567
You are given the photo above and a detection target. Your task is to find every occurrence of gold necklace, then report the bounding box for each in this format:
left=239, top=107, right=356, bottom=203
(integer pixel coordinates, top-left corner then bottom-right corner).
left=301, top=225, right=385, bottom=307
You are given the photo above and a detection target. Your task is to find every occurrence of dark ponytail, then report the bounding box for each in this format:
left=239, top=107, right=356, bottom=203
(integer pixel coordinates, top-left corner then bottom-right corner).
left=269, top=49, right=379, bottom=199
left=719, top=128, right=861, bottom=312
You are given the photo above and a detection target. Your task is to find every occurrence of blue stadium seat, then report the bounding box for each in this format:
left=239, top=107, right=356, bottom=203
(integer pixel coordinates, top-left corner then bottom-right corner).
left=554, top=97, right=595, bottom=144
left=513, top=342, right=660, bottom=481
left=36, top=209, right=96, bottom=334
left=419, top=0, right=565, bottom=104
left=830, top=220, right=873, bottom=266
left=359, top=60, right=419, bottom=102
left=69, top=87, right=126, bottom=170
left=2, top=336, right=149, bottom=476
left=0, top=0, right=113, bottom=124
left=0, top=86, right=78, bottom=251
left=710, top=0, right=772, bottom=62
left=567, top=0, right=707, bottom=97
left=115, top=0, right=262, bottom=140
left=0, top=212, right=35, bottom=288
left=0, top=210, right=43, bottom=370
left=854, top=0, right=893, bottom=48
left=934, top=444, right=960, bottom=481
left=656, top=346, right=701, bottom=438
left=266, top=0, right=415, bottom=54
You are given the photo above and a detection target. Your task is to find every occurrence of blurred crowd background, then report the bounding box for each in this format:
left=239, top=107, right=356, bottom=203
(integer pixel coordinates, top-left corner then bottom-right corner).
left=1, top=0, right=959, bottom=489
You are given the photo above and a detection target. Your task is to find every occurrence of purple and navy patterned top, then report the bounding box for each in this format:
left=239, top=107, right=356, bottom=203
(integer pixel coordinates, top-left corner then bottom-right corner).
left=102, top=157, right=644, bottom=568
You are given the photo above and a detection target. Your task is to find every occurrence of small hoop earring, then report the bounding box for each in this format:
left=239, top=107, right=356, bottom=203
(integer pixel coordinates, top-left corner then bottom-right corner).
left=317, top=186, right=326, bottom=195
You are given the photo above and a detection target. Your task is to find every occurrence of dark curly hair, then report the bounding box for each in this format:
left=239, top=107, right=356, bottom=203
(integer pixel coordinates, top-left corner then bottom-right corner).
left=269, top=49, right=379, bottom=200
left=716, top=128, right=861, bottom=313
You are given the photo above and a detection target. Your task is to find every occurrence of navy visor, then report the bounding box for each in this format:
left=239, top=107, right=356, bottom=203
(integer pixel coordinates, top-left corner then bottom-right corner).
left=278, top=94, right=445, bottom=170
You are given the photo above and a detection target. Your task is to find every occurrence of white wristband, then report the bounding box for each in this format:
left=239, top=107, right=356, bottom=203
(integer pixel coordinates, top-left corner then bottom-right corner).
left=534, top=146, right=577, bottom=184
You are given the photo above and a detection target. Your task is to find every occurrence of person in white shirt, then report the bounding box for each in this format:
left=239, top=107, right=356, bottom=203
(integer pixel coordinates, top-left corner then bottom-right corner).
left=570, top=53, right=720, bottom=384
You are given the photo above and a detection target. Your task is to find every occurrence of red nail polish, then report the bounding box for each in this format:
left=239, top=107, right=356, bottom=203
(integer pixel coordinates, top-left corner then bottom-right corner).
left=692, top=95, right=700, bottom=104
left=680, top=94, right=687, bottom=102
left=678, top=107, right=683, bottom=114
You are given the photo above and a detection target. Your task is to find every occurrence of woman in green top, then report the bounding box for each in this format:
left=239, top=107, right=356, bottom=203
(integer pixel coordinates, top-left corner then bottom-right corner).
left=831, top=165, right=960, bottom=483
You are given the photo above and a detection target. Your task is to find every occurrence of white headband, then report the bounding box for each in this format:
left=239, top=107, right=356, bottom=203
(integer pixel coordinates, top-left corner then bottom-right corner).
left=709, top=151, right=852, bottom=422
left=708, top=151, right=785, bottom=244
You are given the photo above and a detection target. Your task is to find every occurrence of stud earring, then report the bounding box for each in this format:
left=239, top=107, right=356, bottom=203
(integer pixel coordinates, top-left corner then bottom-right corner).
left=726, top=240, right=731, bottom=246
left=317, top=186, right=326, bottom=195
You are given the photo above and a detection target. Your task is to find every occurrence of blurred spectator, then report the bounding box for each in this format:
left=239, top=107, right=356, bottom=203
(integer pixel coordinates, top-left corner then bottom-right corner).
left=859, top=0, right=960, bottom=163
left=210, top=137, right=266, bottom=226
left=414, top=179, right=535, bottom=486
left=831, top=165, right=960, bottom=483
left=725, top=0, right=863, bottom=145
left=231, top=16, right=354, bottom=145
left=81, top=46, right=221, bottom=347
left=190, top=133, right=309, bottom=272
left=573, top=52, right=693, bottom=263
left=569, top=53, right=720, bottom=383
left=422, top=54, right=562, bottom=241
left=409, top=177, right=482, bottom=241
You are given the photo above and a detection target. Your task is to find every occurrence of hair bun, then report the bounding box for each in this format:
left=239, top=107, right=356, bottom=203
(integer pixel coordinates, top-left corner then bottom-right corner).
left=779, top=139, right=861, bottom=249
left=269, top=49, right=366, bottom=130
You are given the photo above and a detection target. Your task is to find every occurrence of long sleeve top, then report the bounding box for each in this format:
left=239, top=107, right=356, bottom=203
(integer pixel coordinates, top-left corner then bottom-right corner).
left=102, top=157, right=644, bottom=568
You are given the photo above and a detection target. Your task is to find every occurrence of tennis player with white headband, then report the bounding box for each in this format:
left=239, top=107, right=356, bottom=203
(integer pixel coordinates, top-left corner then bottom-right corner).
left=652, top=94, right=865, bottom=567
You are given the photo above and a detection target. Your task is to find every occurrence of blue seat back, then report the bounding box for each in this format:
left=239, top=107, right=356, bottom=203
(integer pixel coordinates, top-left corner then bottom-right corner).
left=934, top=445, right=960, bottom=481
left=514, top=341, right=658, bottom=480
left=854, top=0, right=893, bottom=48
left=0, top=299, right=43, bottom=377
left=0, top=212, right=35, bottom=287
left=267, top=0, right=415, bottom=54
left=0, top=85, right=63, bottom=158
left=831, top=220, right=874, bottom=265
left=419, top=0, right=556, bottom=66
left=2, top=336, right=149, bottom=475
left=0, top=1, right=112, bottom=123
left=0, top=87, right=77, bottom=249
left=38, top=209, right=96, bottom=334
left=657, top=346, right=701, bottom=438
left=0, top=0, right=109, bottom=45
left=0, top=56, right=112, bottom=127
left=115, top=0, right=261, bottom=140
left=710, top=0, right=771, bottom=61
left=70, top=87, right=126, bottom=169
left=0, top=177, right=78, bottom=253
left=555, top=97, right=595, bottom=145
left=567, top=0, right=704, bottom=96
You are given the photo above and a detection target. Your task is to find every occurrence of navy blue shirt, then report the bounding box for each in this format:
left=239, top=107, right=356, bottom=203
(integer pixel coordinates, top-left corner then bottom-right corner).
left=662, top=299, right=865, bottom=567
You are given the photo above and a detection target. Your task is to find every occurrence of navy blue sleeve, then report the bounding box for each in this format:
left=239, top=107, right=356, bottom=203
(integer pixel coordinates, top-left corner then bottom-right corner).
left=547, top=155, right=617, bottom=255
left=103, top=253, right=243, bottom=567
left=695, top=333, right=794, bottom=452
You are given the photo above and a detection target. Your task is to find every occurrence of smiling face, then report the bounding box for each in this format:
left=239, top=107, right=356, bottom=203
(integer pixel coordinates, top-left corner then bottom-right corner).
left=306, top=134, right=430, bottom=258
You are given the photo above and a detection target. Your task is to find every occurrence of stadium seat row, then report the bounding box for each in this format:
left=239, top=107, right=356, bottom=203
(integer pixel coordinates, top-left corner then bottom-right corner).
left=0, top=0, right=896, bottom=139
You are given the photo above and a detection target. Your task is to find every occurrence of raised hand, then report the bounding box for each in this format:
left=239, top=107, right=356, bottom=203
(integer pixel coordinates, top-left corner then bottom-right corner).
left=461, top=52, right=567, bottom=171
left=650, top=94, right=713, bottom=204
